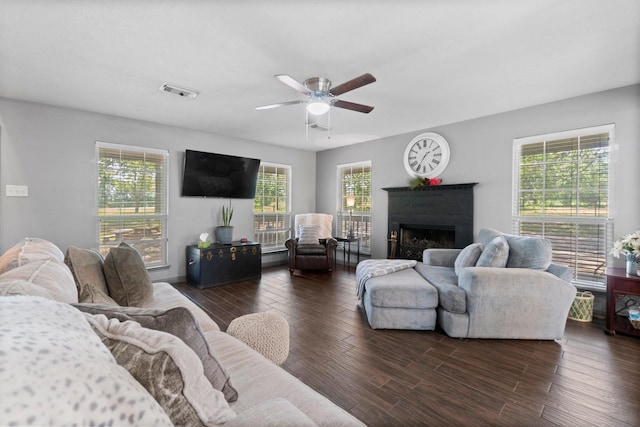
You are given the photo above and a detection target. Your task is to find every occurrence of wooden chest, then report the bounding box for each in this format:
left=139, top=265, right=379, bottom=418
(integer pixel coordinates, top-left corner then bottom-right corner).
left=186, top=242, right=261, bottom=288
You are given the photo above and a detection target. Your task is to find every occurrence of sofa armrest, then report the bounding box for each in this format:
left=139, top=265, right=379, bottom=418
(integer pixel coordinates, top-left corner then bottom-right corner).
left=457, top=267, right=577, bottom=339
left=422, top=248, right=461, bottom=267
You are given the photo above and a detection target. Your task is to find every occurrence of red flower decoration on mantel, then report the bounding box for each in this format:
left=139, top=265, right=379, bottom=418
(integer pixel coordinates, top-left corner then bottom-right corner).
left=409, top=175, right=443, bottom=189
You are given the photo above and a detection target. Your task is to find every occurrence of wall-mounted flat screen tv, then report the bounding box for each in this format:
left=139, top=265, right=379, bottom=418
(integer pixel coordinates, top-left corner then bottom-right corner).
left=181, top=149, right=260, bottom=199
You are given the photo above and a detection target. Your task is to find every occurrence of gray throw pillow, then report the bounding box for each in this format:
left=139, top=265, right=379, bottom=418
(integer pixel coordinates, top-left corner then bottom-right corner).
left=65, top=246, right=119, bottom=305
left=454, top=243, right=484, bottom=275
left=73, top=304, right=238, bottom=402
left=103, top=242, right=153, bottom=306
left=504, top=235, right=552, bottom=269
left=476, top=236, right=510, bottom=268
left=84, top=313, right=236, bottom=426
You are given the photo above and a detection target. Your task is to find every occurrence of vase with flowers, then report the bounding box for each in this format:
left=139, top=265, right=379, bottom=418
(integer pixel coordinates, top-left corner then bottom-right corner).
left=611, top=230, right=640, bottom=275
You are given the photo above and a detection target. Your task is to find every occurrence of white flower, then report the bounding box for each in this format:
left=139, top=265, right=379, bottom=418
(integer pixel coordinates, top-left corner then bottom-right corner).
left=611, top=230, right=640, bottom=260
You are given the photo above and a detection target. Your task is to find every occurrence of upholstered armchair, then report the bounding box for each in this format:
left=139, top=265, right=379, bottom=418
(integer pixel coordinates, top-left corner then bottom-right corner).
left=285, top=214, right=337, bottom=275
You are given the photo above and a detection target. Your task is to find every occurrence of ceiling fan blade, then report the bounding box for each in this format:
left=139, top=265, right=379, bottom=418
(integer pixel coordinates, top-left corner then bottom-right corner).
left=333, top=100, right=374, bottom=114
left=329, top=73, right=376, bottom=96
left=275, top=74, right=311, bottom=95
left=255, top=100, right=305, bottom=110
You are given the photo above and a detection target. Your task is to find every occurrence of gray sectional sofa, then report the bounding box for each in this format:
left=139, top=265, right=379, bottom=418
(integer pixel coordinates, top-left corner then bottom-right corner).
left=360, top=229, right=577, bottom=339
left=0, top=238, right=365, bottom=426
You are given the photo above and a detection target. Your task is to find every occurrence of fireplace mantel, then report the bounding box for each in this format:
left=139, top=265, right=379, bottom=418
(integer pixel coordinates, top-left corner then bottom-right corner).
left=383, top=183, right=477, bottom=259
left=382, top=183, right=477, bottom=193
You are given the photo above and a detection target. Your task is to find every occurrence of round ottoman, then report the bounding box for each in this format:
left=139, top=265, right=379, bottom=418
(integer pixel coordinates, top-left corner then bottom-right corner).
left=226, top=312, right=289, bottom=365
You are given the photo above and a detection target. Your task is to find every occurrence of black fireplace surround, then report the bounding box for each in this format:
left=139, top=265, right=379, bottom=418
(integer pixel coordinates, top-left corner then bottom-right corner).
left=383, top=183, right=477, bottom=260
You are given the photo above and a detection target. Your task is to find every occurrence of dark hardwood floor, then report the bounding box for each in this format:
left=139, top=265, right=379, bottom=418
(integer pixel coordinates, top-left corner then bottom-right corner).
left=172, top=266, right=640, bottom=427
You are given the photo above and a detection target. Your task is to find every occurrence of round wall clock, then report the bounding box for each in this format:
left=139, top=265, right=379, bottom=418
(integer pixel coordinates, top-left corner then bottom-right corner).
left=403, top=132, right=451, bottom=178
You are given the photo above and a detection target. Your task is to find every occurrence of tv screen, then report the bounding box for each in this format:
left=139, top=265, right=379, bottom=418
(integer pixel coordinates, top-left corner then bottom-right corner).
left=181, top=149, right=260, bottom=199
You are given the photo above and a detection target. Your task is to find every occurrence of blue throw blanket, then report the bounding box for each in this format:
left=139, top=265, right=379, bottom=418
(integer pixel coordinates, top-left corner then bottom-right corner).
left=355, top=259, right=417, bottom=300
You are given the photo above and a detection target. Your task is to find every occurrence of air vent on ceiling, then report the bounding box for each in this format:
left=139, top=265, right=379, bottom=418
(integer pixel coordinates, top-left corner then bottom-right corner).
left=159, top=83, right=199, bottom=98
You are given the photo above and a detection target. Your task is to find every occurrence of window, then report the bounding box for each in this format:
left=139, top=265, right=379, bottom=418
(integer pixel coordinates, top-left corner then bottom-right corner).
left=96, top=142, right=168, bottom=267
left=254, top=163, right=291, bottom=252
left=337, top=161, right=372, bottom=254
left=512, top=125, right=613, bottom=289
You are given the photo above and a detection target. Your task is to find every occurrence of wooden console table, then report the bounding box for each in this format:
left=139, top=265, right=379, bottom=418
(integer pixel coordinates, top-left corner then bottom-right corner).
left=186, top=241, right=261, bottom=288
left=604, top=267, right=640, bottom=337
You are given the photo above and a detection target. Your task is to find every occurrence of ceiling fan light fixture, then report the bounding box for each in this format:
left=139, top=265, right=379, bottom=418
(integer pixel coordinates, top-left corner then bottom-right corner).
left=306, top=98, right=330, bottom=115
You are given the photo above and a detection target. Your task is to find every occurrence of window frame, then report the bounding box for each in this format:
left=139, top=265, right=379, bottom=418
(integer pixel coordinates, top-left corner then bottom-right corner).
left=512, top=124, right=614, bottom=290
left=336, top=160, right=372, bottom=255
left=253, top=162, right=292, bottom=253
left=96, top=141, right=169, bottom=268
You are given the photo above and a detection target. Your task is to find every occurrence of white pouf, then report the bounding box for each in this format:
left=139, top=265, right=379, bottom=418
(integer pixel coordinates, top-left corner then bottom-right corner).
left=226, top=312, right=290, bottom=365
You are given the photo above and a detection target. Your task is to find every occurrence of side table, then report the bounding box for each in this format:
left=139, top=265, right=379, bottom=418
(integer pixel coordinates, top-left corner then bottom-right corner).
left=604, top=267, right=640, bottom=337
left=336, top=237, right=360, bottom=268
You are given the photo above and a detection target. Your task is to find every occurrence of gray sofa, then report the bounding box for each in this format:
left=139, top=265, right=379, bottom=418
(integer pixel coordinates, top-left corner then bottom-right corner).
left=0, top=238, right=364, bottom=426
left=418, top=228, right=577, bottom=339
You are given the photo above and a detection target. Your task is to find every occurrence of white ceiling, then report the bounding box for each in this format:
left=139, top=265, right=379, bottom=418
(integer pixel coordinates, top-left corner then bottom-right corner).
left=1, top=1, right=639, bottom=151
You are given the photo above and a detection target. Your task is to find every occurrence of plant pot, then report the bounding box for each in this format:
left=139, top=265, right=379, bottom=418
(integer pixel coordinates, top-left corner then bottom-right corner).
left=215, top=226, right=234, bottom=244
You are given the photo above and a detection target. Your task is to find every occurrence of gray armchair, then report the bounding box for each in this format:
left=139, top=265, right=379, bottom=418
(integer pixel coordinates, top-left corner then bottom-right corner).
left=417, top=229, right=576, bottom=339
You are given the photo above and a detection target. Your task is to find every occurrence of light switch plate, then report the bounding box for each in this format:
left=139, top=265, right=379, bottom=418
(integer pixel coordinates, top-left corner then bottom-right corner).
left=6, top=185, right=28, bottom=197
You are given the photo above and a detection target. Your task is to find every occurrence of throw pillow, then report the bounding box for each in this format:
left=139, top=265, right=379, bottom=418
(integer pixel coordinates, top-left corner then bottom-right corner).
left=476, top=235, right=510, bottom=268
left=103, top=242, right=153, bottom=306
left=72, top=304, right=237, bottom=402
left=84, top=313, right=236, bottom=426
left=298, top=225, right=320, bottom=245
left=503, top=235, right=553, bottom=270
left=0, top=279, right=53, bottom=299
left=0, top=237, right=65, bottom=275
left=0, top=258, right=78, bottom=303
left=64, top=246, right=112, bottom=299
left=454, top=243, right=484, bottom=275
left=0, top=296, right=172, bottom=427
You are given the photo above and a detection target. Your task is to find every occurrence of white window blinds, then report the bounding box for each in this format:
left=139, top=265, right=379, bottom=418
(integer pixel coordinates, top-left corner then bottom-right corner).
left=512, top=125, right=613, bottom=288
left=253, top=162, right=291, bottom=252
left=337, top=161, right=372, bottom=254
left=96, top=142, right=169, bottom=267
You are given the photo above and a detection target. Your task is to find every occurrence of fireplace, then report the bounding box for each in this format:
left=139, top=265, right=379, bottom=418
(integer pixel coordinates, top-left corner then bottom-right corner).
left=383, top=183, right=476, bottom=260
left=396, top=225, right=455, bottom=259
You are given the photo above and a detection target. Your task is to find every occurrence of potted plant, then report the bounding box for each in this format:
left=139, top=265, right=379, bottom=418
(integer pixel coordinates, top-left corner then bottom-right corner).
left=215, top=200, right=234, bottom=244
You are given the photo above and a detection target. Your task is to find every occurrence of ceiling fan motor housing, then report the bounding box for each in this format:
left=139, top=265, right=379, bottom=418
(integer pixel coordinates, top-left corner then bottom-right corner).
left=304, top=77, right=332, bottom=94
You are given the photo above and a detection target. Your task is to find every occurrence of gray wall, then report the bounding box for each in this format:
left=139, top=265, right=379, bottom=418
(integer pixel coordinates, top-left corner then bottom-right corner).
left=317, top=84, right=640, bottom=268
left=0, top=98, right=316, bottom=281
left=1, top=84, right=638, bottom=287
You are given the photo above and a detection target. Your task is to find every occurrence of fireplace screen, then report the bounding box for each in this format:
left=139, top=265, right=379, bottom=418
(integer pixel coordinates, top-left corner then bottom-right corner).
left=397, top=225, right=455, bottom=260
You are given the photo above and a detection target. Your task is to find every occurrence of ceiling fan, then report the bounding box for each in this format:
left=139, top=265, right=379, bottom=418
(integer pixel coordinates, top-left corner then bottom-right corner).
left=255, top=73, right=376, bottom=115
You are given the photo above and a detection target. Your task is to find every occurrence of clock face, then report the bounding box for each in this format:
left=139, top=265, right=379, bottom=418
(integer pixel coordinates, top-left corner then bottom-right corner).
left=403, top=132, right=450, bottom=178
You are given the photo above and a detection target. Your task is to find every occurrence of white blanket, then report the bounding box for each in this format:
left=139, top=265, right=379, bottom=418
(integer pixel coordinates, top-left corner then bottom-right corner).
left=355, top=259, right=417, bottom=300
